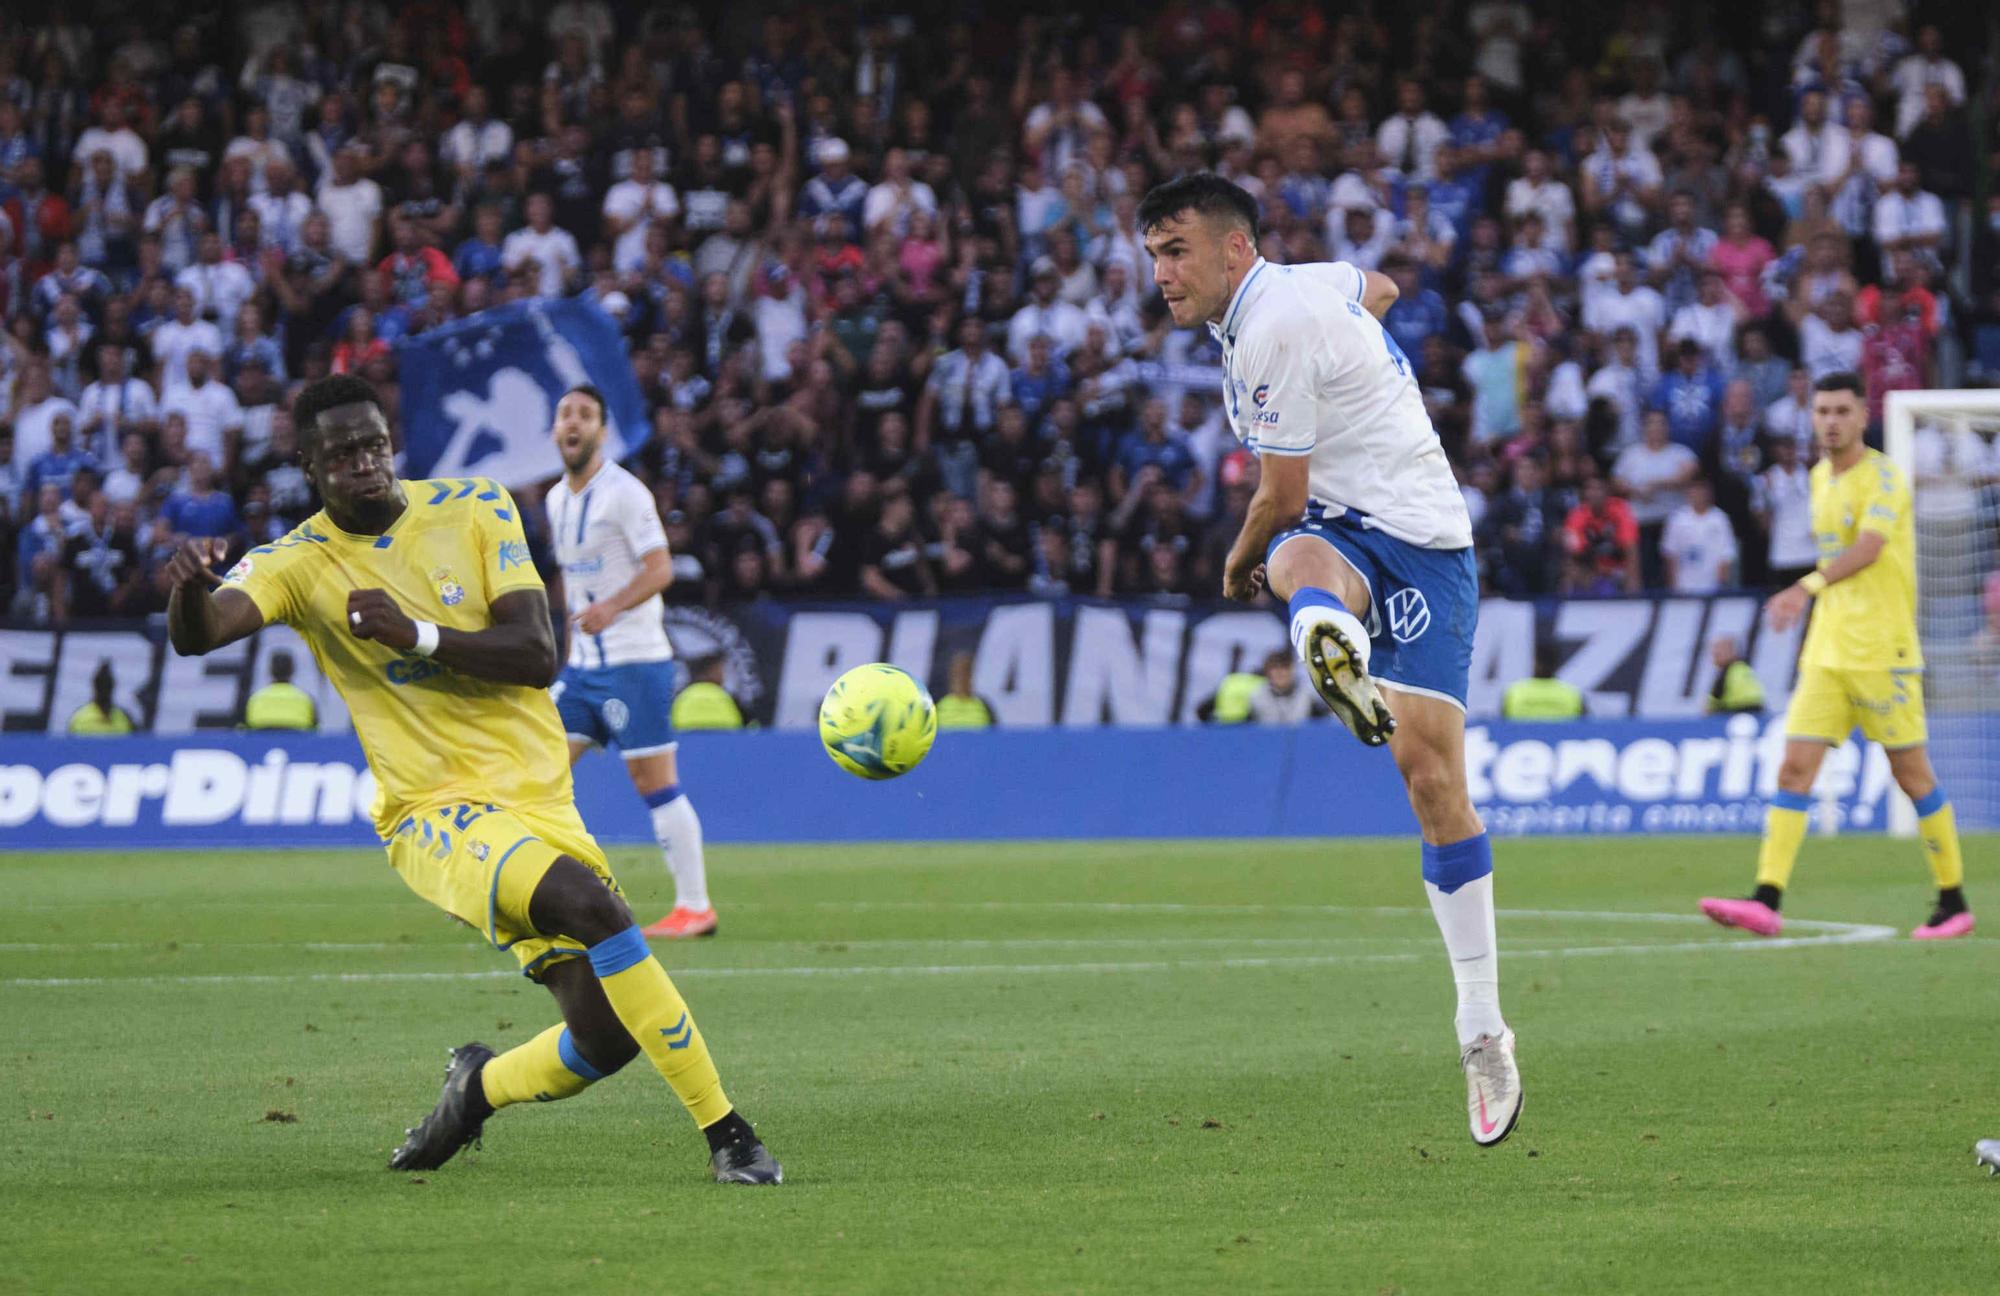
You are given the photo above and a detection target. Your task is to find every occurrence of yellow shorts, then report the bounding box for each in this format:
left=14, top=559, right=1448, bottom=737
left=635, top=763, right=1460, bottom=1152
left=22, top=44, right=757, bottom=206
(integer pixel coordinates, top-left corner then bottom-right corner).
left=383, top=799, right=621, bottom=980
left=1784, top=665, right=1928, bottom=749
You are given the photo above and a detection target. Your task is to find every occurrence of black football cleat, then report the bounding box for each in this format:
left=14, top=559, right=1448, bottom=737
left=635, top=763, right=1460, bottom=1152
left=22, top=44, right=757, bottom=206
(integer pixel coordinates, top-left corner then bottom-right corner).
left=710, top=1137, right=783, bottom=1185
left=389, top=1042, right=495, bottom=1171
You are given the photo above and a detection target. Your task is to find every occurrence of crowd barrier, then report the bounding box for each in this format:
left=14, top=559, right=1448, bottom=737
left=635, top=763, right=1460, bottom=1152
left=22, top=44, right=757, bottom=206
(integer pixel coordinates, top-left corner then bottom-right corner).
left=0, top=715, right=1922, bottom=850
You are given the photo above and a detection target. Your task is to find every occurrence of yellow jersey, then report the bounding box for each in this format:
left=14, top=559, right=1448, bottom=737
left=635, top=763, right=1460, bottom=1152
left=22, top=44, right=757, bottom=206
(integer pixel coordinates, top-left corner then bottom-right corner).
left=1801, top=449, right=1920, bottom=671
left=224, top=478, right=574, bottom=835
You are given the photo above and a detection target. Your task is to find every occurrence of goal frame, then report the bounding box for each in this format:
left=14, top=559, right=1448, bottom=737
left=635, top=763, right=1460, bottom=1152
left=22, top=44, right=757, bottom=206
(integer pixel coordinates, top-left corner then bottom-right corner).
left=1882, top=389, right=2000, bottom=836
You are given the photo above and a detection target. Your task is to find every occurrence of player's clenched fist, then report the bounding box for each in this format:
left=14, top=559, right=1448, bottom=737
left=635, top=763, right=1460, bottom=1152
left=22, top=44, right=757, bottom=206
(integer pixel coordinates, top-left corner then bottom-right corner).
left=164, top=538, right=229, bottom=591
left=1222, top=561, right=1266, bottom=603
left=346, top=588, right=418, bottom=651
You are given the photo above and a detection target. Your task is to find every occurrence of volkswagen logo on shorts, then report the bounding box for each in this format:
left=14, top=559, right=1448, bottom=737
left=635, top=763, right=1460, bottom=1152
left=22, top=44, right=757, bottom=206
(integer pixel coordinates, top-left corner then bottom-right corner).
left=1386, top=588, right=1431, bottom=643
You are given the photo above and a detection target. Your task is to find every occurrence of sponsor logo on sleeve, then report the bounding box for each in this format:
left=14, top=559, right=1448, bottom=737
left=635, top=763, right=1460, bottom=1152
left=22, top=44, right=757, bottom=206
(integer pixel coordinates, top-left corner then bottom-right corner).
left=223, top=557, right=253, bottom=584
left=497, top=540, right=531, bottom=571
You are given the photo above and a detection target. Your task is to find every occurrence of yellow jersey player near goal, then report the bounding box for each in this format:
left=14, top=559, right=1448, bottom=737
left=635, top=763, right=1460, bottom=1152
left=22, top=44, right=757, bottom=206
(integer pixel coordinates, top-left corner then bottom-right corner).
left=1700, top=371, right=1972, bottom=941
left=163, top=374, right=781, bottom=1183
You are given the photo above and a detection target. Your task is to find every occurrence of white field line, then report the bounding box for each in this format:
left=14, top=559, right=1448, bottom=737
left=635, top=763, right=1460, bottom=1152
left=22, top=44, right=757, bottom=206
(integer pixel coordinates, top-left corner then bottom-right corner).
left=0, top=908, right=1898, bottom=988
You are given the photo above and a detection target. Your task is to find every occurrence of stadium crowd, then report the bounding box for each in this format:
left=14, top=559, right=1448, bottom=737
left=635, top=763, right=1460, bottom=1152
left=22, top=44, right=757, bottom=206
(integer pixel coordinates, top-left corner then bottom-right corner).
left=2, top=1, right=1995, bottom=624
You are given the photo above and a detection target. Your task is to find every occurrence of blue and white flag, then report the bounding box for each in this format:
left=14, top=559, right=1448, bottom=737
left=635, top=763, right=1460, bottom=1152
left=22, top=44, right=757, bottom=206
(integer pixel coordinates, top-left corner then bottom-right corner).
left=394, top=298, right=644, bottom=488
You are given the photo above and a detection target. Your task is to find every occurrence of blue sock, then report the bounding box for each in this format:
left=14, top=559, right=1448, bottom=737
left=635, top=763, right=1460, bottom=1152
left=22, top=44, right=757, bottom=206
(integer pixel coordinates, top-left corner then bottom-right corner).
left=642, top=783, right=684, bottom=809
left=1421, top=833, right=1494, bottom=895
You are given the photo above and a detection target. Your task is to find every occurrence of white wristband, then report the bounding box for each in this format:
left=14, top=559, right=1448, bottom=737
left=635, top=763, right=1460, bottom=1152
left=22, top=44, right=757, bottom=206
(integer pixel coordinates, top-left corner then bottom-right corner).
left=411, top=620, right=440, bottom=658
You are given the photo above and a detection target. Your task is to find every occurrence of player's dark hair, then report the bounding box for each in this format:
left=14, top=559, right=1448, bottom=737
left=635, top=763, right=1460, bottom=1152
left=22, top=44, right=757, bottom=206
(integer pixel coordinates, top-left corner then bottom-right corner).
left=291, top=375, right=383, bottom=454
left=1136, top=173, right=1259, bottom=240
left=563, top=383, right=607, bottom=423
left=1812, top=371, right=1865, bottom=399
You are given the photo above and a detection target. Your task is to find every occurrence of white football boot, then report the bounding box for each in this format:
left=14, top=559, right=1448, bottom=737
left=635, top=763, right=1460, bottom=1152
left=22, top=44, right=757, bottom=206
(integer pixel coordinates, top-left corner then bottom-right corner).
left=1461, top=1029, right=1523, bottom=1147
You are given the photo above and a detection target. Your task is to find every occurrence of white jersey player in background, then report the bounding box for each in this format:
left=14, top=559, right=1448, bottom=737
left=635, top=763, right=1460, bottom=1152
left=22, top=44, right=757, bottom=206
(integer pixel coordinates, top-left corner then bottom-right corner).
left=1139, top=174, right=1522, bottom=1146
left=545, top=385, right=715, bottom=939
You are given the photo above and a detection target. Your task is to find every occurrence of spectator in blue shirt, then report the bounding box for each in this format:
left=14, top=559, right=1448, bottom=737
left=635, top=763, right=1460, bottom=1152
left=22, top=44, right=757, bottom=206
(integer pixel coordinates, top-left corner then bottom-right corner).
left=1112, top=397, right=1197, bottom=501
left=162, top=453, right=239, bottom=540
left=1421, top=145, right=1481, bottom=240
left=452, top=205, right=507, bottom=285
left=1381, top=258, right=1450, bottom=378
left=1650, top=339, right=1727, bottom=455
left=796, top=137, right=867, bottom=235
left=1009, top=334, right=1073, bottom=423
left=1448, top=75, right=1510, bottom=194
left=26, top=413, right=98, bottom=501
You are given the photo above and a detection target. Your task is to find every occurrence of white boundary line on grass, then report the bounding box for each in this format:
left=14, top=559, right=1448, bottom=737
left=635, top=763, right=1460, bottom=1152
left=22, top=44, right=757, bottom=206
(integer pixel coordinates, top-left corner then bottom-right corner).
left=0, top=907, right=1899, bottom=988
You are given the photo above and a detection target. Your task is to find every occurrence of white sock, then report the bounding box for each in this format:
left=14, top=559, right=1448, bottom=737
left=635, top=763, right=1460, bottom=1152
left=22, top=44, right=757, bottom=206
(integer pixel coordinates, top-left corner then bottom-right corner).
left=649, top=793, right=710, bottom=912
left=1290, top=601, right=1370, bottom=670
left=1424, top=873, right=1505, bottom=1047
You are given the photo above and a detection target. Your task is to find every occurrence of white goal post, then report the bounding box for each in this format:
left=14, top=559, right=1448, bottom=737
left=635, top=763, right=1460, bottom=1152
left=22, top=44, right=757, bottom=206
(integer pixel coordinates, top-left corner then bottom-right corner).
left=1884, top=388, right=2000, bottom=838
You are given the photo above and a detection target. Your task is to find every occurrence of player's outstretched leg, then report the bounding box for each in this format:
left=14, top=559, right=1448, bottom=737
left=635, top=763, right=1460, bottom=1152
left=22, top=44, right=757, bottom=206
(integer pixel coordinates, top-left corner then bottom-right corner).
left=1266, top=536, right=1394, bottom=745
left=1701, top=740, right=1828, bottom=937
left=389, top=963, right=643, bottom=1170
left=1383, top=687, right=1521, bottom=1147
left=1889, top=748, right=1975, bottom=940
left=529, top=856, right=781, bottom=1184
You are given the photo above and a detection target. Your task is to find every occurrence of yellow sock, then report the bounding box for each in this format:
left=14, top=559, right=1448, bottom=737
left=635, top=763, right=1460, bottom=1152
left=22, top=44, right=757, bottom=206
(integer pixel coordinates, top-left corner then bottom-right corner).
left=586, top=927, right=732, bottom=1127
left=1756, top=792, right=1812, bottom=891
left=1915, top=790, right=1964, bottom=890
left=481, top=1023, right=617, bottom=1109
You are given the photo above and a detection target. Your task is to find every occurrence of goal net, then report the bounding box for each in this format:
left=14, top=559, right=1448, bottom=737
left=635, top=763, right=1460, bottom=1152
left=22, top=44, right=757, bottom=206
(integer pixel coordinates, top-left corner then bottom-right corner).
left=1885, top=389, right=2000, bottom=835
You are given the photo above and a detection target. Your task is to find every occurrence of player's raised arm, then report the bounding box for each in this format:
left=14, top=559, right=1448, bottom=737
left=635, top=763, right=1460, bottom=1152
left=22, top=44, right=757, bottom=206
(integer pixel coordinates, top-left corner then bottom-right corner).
left=166, top=538, right=264, bottom=655
left=347, top=585, right=559, bottom=687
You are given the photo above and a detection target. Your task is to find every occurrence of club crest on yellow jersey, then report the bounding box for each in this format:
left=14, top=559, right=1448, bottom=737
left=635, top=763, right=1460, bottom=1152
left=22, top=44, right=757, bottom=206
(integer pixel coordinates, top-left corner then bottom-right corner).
left=431, top=565, right=466, bottom=606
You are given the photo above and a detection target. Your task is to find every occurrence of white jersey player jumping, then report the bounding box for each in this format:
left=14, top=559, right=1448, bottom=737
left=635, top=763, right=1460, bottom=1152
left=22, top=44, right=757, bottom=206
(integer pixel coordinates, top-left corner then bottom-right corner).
left=545, top=385, right=715, bottom=939
left=1140, top=174, right=1522, bottom=1146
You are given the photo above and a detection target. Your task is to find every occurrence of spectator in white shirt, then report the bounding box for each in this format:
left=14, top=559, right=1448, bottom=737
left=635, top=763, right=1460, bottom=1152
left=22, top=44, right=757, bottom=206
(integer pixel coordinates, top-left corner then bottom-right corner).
left=223, top=105, right=293, bottom=195
left=1376, top=77, right=1450, bottom=181
left=1798, top=292, right=1864, bottom=379
left=175, top=231, right=257, bottom=325
left=440, top=86, right=514, bottom=175
left=1613, top=410, right=1701, bottom=584
left=1779, top=89, right=1851, bottom=187
left=862, top=148, right=938, bottom=238
left=142, top=167, right=207, bottom=275
left=502, top=193, right=583, bottom=298
left=76, top=343, right=159, bottom=463
left=1583, top=251, right=1667, bottom=382
left=1872, top=162, right=1947, bottom=262
left=159, top=349, right=245, bottom=469
left=1660, top=476, right=1738, bottom=594
left=248, top=156, right=313, bottom=254
left=1755, top=434, right=1817, bottom=582
left=315, top=143, right=384, bottom=265
left=1503, top=149, right=1577, bottom=250
left=71, top=99, right=148, bottom=180
left=1668, top=270, right=1742, bottom=370
left=1329, top=204, right=1396, bottom=271
left=1585, top=327, right=1646, bottom=451
left=600, top=148, right=679, bottom=275
left=1006, top=259, right=1089, bottom=364
left=147, top=288, right=226, bottom=392
left=8, top=361, right=79, bottom=478
left=1763, top=366, right=1815, bottom=453
left=1891, top=25, right=1965, bottom=140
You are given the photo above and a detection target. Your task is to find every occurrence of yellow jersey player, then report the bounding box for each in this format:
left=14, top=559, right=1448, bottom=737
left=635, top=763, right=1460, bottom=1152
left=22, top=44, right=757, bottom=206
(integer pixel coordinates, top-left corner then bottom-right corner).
left=163, top=375, right=781, bottom=1183
left=1700, top=371, right=1972, bottom=941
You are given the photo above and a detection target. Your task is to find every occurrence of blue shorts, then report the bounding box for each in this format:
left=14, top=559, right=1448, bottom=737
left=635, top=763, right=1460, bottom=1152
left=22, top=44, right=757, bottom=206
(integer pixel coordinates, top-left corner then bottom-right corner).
left=553, top=661, right=679, bottom=756
left=1267, top=511, right=1478, bottom=709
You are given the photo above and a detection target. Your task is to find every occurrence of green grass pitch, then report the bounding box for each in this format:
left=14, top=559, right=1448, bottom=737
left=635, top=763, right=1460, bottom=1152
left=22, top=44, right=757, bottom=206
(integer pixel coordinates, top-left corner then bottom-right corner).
left=4, top=836, right=1998, bottom=1295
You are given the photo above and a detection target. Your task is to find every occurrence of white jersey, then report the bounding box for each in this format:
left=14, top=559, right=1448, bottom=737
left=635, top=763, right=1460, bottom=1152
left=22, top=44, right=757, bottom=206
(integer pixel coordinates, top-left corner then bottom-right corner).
left=545, top=460, right=674, bottom=669
left=1212, top=259, right=1472, bottom=549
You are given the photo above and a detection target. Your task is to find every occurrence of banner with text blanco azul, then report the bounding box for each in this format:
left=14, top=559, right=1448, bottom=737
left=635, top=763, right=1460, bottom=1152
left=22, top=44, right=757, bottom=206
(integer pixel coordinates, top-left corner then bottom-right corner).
left=0, top=594, right=1804, bottom=736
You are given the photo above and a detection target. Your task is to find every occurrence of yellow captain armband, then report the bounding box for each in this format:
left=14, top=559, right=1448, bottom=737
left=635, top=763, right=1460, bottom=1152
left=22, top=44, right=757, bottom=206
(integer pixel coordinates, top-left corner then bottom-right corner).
left=1798, top=572, right=1828, bottom=596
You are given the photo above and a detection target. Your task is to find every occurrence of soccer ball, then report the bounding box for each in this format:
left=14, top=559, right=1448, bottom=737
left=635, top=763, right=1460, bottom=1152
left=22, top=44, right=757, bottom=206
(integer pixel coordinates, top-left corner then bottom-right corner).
left=818, top=664, right=937, bottom=780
